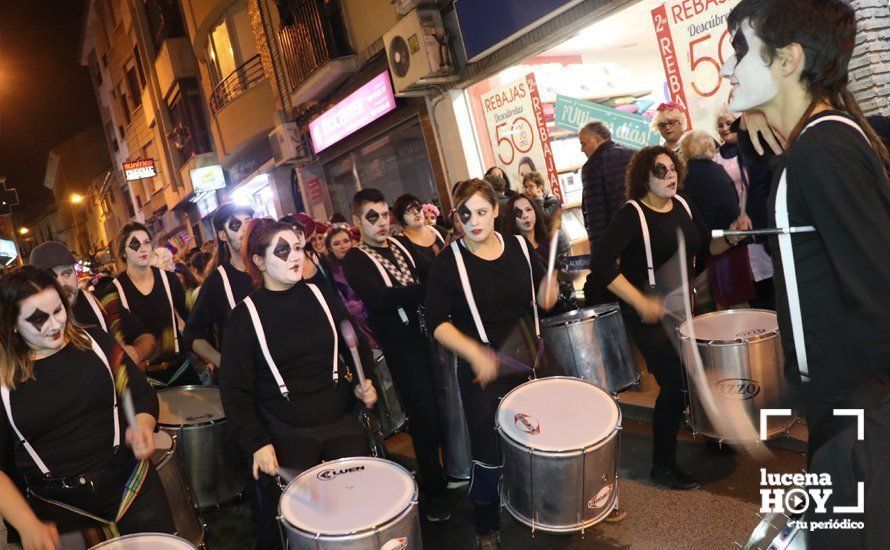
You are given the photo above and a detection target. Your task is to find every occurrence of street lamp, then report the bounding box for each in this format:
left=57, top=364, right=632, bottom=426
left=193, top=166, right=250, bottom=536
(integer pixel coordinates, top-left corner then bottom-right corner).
left=18, top=227, right=29, bottom=235
left=70, top=193, right=85, bottom=204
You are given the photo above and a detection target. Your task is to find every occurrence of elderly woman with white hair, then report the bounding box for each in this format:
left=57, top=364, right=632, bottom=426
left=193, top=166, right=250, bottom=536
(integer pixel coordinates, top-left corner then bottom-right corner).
left=714, top=105, right=744, bottom=199
left=679, top=130, right=740, bottom=233
left=651, top=102, right=688, bottom=152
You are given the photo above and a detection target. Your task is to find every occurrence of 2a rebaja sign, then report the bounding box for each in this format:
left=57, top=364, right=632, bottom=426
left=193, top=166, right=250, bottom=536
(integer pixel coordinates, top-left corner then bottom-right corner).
left=650, top=0, right=741, bottom=132
left=480, top=73, right=562, bottom=201
left=554, top=95, right=662, bottom=150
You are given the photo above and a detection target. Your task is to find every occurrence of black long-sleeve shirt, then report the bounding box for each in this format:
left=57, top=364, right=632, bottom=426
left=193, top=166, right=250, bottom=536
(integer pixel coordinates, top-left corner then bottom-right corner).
left=0, top=328, right=158, bottom=481
left=219, top=282, right=372, bottom=456
left=682, top=159, right=740, bottom=231
left=425, top=234, right=545, bottom=362
left=768, top=111, right=890, bottom=398
left=110, top=268, right=189, bottom=362
left=72, top=289, right=148, bottom=345
left=183, top=262, right=254, bottom=351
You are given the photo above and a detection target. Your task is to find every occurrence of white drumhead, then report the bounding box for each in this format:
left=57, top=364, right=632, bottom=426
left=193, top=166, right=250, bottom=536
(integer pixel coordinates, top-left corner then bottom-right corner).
left=280, top=457, right=415, bottom=536
left=150, top=431, right=174, bottom=465
left=90, top=533, right=195, bottom=549
left=497, top=378, right=619, bottom=451
left=157, top=386, right=225, bottom=426
left=679, top=309, right=778, bottom=342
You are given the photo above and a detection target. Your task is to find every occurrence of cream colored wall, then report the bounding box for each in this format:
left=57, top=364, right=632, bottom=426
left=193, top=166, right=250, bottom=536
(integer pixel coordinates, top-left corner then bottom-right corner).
left=340, top=0, right=399, bottom=54
left=211, top=80, right=276, bottom=161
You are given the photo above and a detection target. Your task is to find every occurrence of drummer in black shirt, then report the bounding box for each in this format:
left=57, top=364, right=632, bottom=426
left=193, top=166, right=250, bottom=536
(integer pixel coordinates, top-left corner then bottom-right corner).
left=28, top=241, right=155, bottom=365
left=219, top=218, right=376, bottom=550
left=425, top=179, right=558, bottom=549
left=341, top=188, right=451, bottom=523
left=722, top=2, right=890, bottom=547
left=184, top=204, right=254, bottom=372
left=107, top=223, right=199, bottom=387
left=0, top=267, right=173, bottom=549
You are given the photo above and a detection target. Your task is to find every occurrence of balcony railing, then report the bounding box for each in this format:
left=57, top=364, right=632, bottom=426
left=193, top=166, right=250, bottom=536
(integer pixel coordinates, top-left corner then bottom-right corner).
left=277, top=0, right=352, bottom=92
left=209, top=54, right=265, bottom=114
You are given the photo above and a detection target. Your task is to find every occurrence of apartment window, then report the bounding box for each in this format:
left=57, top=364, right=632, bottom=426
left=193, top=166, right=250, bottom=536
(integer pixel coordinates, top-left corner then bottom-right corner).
left=143, top=141, right=164, bottom=194
left=133, top=46, right=147, bottom=89
left=125, top=61, right=143, bottom=109
left=144, top=0, right=186, bottom=52
left=123, top=185, right=135, bottom=218
left=106, top=121, right=119, bottom=152
left=116, top=82, right=131, bottom=125
left=168, top=79, right=211, bottom=164
left=205, top=2, right=258, bottom=86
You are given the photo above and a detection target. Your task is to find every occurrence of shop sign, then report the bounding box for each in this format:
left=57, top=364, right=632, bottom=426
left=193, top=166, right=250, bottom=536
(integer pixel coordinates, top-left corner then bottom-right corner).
left=305, top=178, right=323, bottom=201
left=189, top=165, right=227, bottom=194
left=554, top=95, right=662, bottom=150
left=455, top=0, right=584, bottom=62
left=309, top=72, right=397, bottom=154
left=480, top=73, right=562, bottom=202
left=123, top=159, right=156, bottom=181
left=651, top=0, right=740, bottom=131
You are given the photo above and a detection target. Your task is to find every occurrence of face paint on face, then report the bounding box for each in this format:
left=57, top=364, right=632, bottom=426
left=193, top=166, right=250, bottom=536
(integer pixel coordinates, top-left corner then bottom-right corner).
left=16, top=288, right=67, bottom=353
left=457, top=204, right=472, bottom=226
left=461, top=193, right=497, bottom=243
left=272, top=237, right=291, bottom=261
left=263, top=231, right=304, bottom=285
left=358, top=203, right=390, bottom=246
left=721, top=20, right=780, bottom=112
left=128, top=236, right=142, bottom=252
left=125, top=231, right=152, bottom=266
left=228, top=218, right=243, bottom=233
left=648, top=155, right=679, bottom=199
left=514, top=199, right=536, bottom=234
left=403, top=201, right=424, bottom=228
left=224, top=214, right=251, bottom=254
left=25, top=309, right=50, bottom=332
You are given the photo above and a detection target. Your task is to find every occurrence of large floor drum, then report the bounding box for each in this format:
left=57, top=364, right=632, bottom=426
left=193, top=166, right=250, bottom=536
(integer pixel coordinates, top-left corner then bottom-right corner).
left=90, top=533, right=196, bottom=549
left=156, top=386, right=247, bottom=509
left=679, top=310, right=797, bottom=442
left=435, top=353, right=472, bottom=481
left=541, top=305, right=640, bottom=393
left=150, top=431, right=205, bottom=547
left=279, top=457, right=421, bottom=549
left=372, top=350, right=408, bottom=438
left=742, top=513, right=805, bottom=549
left=497, top=377, right=621, bottom=533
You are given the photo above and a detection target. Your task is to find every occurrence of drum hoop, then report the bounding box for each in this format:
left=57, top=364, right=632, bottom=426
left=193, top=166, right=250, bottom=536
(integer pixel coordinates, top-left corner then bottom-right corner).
left=152, top=432, right=177, bottom=468
left=158, top=418, right=225, bottom=429
left=540, top=305, right=619, bottom=329
left=89, top=532, right=194, bottom=548
left=278, top=456, right=418, bottom=537
left=677, top=308, right=780, bottom=344
left=495, top=376, right=621, bottom=451
left=156, top=385, right=226, bottom=427
left=497, top=423, right=620, bottom=455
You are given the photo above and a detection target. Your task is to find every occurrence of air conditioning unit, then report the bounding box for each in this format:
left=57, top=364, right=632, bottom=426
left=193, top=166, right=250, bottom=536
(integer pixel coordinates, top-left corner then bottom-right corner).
left=383, top=9, right=452, bottom=94
left=269, top=122, right=314, bottom=166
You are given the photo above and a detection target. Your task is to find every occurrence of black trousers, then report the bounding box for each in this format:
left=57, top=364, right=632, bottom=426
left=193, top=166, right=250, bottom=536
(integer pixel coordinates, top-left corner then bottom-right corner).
left=379, top=336, right=447, bottom=499
left=622, top=308, right=688, bottom=468
left=457, top=360, right=524, bottom=535
left=251, top=413, right=369, bottom=550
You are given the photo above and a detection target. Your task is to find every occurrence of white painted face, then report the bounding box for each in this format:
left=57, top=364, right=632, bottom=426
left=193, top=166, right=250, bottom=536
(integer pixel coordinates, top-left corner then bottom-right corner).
left=513, top=197, right=536, bottom=235
left=648, top=154, right=679, bottom=199
left=355, top=202, right=391, bottom=247
left=124, top=230, right=152, bottom=268
left=17, top=287, right=67, bottom=354
left=259, top=230, right=304, bottom=286
left=459, top=193, right=497, bottom=244
left=721, top=20, right=780, bottom=112
left=51, top=264, right=79, bottom=306
left=221, top=213, right=252, bottom=254
left=402, top=200, right=425, bottom=230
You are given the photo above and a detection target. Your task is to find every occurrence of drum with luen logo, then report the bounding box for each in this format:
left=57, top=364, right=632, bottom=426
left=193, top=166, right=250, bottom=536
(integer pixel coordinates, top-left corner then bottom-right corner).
left=278, top=457, right=421, bottom=549
left=157, top=386, right=247, bottom=508
left=678, top=310, right=797, bottom=443
left=496, top=377, right=621, bottom=534
left=150, top=431, right=205, bottom=547
left=89, top=532, right=197, bottom=549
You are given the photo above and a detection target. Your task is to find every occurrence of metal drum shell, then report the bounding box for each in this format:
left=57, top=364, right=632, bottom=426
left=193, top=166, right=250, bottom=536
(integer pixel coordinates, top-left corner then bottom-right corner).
left=151, top=433, right=205, bottom=547
left=679, top=310, right=797, bottom=442
left=742, top=513, right=805, bottom=549
left=372, top=351, right=408, bottom=439
left=541, top=305, right=640, bottom=393
left=496, top=378, right=621, bottom=534
left=435, top=352, right=472, bottom=481
left=157, top=386, right=247, bottom=509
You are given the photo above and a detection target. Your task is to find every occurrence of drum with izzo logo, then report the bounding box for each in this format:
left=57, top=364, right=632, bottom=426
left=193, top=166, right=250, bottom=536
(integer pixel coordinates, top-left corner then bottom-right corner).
left=278, top=457, right=421, bottom=549
left=496, top=377, right=621, bottom=534
left=678, top=310, right=797, bottom=443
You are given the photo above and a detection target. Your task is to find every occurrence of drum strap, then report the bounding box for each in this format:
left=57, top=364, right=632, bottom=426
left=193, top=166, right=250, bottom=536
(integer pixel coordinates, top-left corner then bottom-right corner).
left=356, top=241, right=411, bottom=325
left=431, top=226, right=445, bottom=244
left=217, top=265, right=236, bottom=310
left=628, top=197, right=692, bottom=288
left=776, top=115, right=869, bottom=382
left=450, top=235, right=501, bottom=344
left=83, top=291, right=108, bottom=332
left=1, top=334, right=120, bottom=476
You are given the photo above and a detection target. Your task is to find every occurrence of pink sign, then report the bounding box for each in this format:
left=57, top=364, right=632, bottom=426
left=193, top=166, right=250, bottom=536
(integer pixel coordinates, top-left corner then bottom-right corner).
left=309, top=72, right=397, bottom=153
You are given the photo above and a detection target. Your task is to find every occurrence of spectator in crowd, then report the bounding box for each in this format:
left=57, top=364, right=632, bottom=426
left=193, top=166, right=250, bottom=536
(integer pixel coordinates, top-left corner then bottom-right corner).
left=714, top=105, right=744, bottom=200
left=678, top=130, right=741, bottom=233
left=325, top=225, right=375, bottom=346
left=522, top=171, right=561, bottom=223
left=652, top=103, right=688, bottom=152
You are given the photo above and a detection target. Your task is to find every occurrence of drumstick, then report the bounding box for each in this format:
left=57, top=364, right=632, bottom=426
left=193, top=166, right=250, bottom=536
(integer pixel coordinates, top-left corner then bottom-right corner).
left=712, top=226, right=816, bottom=238
left=339, top=320, right=367, bottom=388
left=276, top=467, right=300, bottom=484
left=544, top=210, right=562, bottom=305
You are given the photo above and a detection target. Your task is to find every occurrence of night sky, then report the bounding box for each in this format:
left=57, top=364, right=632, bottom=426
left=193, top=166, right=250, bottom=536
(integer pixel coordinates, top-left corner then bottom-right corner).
left=0, top=0, right=101, bottom=221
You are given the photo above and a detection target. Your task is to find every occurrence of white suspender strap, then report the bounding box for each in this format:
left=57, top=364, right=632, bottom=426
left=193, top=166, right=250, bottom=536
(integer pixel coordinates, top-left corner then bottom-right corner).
left=83, top=291, right=108, bottom=332
left=306, top=284, right=339, bottom=382
left=804, top=115, right=869, bottom=141
left=388, top=237, right=416, bottom=269
left=775, top=169, right=809, bottom=381
left=628, top=200, right=656, bottom=288
left=513, top=235, right=540, bottom=338
left=112, top=279, right=129, bottom=310
left=674, top=195, right=693, bottom=218
left=431, top=226, right=445, bottom=244
left=158, top=270, right=180, bottom=354
left=0, top=334, right=120, bottom=476
left=217, top=265, right=236, bottom=310
left=357, top=247, right=409, bottom=324
left=243, top=296, right=290, bottom=399
left=450, top=237, right=495, bottom=344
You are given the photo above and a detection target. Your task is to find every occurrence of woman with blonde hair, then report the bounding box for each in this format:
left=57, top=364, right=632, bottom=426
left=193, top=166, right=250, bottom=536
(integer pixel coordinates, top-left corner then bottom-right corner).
left=678, top=130, right=741, bottom=234
left=713, top=105, right=744, bottom=199
left=651, top=102, right=688, bottom=152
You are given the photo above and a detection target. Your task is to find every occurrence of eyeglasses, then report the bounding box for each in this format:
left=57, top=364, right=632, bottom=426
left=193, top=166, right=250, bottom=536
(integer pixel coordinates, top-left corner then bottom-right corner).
left=657, top=119, right=680, bottom=131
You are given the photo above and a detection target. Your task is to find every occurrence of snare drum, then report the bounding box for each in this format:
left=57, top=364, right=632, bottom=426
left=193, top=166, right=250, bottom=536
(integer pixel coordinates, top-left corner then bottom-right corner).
left=541, top=304, right=640, bottom=393
left=150, top=432, right=205, bottom=547
left=89, top=533, right=196, bottom=549
left=372, top=350, right=408, bottom=438
left=497, top=377, right=621, bottom=533
left=679, top=310, right=797, bottom=443
left=742, top=513, right=805, bottom=549
left=157, top=386, right=247, bottom=508
left=278, top=457, right=421, bottom=549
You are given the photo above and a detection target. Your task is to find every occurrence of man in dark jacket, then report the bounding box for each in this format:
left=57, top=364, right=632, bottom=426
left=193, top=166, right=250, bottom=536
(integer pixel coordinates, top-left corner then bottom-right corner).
left=579, top=122, right=634, bottom=251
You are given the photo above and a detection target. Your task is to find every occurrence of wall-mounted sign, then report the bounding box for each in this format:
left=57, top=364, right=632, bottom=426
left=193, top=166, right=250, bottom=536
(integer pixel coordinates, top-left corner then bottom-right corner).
left=554, top=95, right=662, bottom=150
left=309, top=71, right=397, bottom=154
left=189, top=164, right=227, bottom=194
left=0, top=238, right=18, bottom=266
left=194, top=191, right=220, bottom=219
left=123, top=159, right=157, bottom=181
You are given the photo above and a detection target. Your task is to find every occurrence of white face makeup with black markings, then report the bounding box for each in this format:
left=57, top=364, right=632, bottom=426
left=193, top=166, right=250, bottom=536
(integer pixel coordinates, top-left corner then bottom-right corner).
left=16, top=287, right=67, bottom=353
left=52, top=264, right=79, bottom=305
left=648, top=154, right=679, bottom=199
left=223, top=214, right=252, bottom=254
left=402, top=200, right=424, bottom=230
left=357, top=202, right=391, bottom=247
left=424, top=209, right=437, bottom=226
left=721, top=20, right=780, bottom=112
left=460, top=193, right=498, bottom=244
left=124, top=230, right=153, bottom=268
left=261, top=230, right=304, bottom=285
left=513, top=197, right=536, bottom=235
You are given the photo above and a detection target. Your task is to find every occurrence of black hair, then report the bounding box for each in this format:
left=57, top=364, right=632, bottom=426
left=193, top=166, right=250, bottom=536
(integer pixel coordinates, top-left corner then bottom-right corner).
left=115, top=222, right=153, bottom=263
left=212, top=203, right=254, bottom=267
left=392, top=193, right=423, bottom=224
left=351, top=188, right=387, bottom=217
